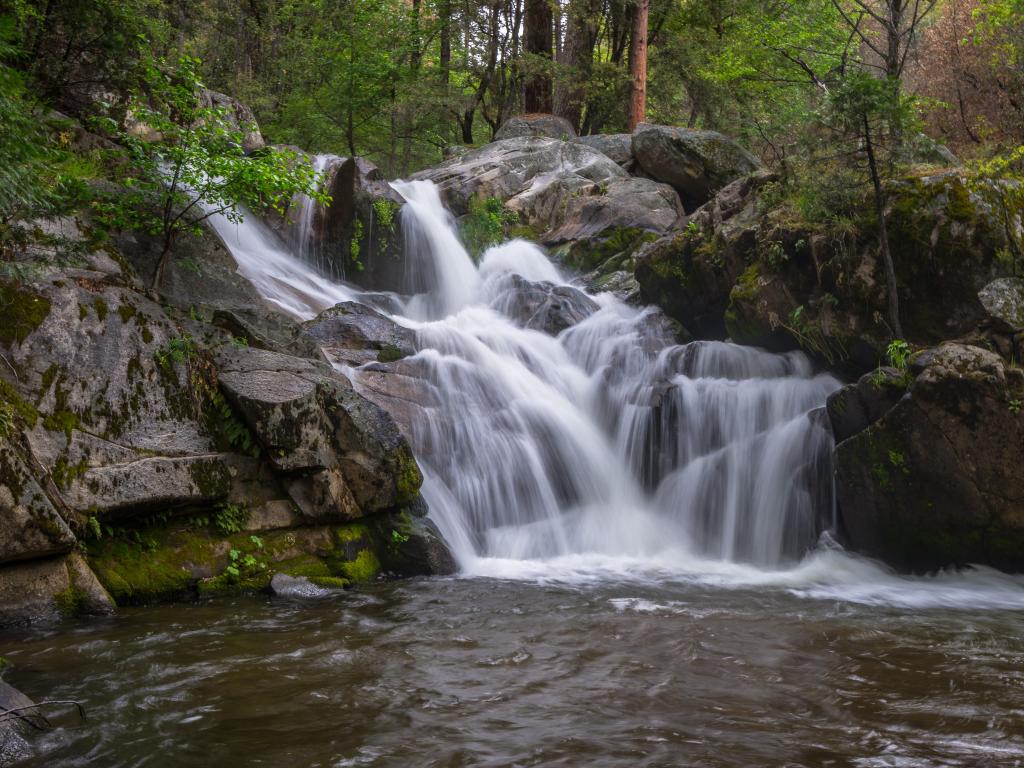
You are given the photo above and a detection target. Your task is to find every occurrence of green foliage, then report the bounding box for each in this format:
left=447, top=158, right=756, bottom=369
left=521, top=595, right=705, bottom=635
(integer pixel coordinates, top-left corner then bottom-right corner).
left=461, top=197, right=518, bottom=260
left=886, top=339, right=912, bottom=371
left=0, top=401, right=14, bottom=438
left=223, top=535, right=266, bottom=582
left=212, top=502, right=250, bottom=537
left=89, top=55, right=325, bottom=288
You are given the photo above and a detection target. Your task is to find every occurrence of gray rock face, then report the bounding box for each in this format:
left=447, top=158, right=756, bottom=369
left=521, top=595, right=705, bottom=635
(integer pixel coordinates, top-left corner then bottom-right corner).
left=494, top=114, right=577, bottom=141
left=217, top=346, right=422, bottom=521
left=301, top=302, right=416, bottom=367
left=0, top=678, right=35, bottom=765
left=199, top=89, right=265, bottom=154
left=413, top=137, right=682, bottom=278
left=488, top=274, right=599, bottom=335
left=571, top=134, right=634, bottom=169
left=0, top=438, right=75, bottom=564
left=979, top=277, right=1024, bottom=331
left=632, top=124, right=763, bottom=210
left=830, top=343, right=1024, bottom=572
left=826, top=369, right=907, bottom=445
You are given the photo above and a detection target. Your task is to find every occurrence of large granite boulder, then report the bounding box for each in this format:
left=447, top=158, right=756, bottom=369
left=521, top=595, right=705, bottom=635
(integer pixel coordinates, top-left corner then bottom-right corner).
left=570, top=133, right=635, bottom=170
left=413, top=137, right=683, bottom=279
left=199, top=89, right=266, bottom=154
left=494, top=114, right=577, bottom=141
left=829, top=343, right=1024, bottom=572
left=632, top=124, right=763, bottom=210
left=301, top=302, right=416, bottom=367
left=217, top=346, right=422, bottom=522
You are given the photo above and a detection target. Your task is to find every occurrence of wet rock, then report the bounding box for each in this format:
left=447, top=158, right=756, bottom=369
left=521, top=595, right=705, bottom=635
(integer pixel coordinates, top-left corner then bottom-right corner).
left=494, top=114, right=576, bottom=141
left=379, top=514, right=457, bottom=577
left=269, top=572, right=333, bottom=598
left=352, top=359, right=439, bottom=439
left=832, top=343, right=1024, bottom=572
left=0, top=678, right=35, bottom=765
left=301, top=302, right=416, bottom=366
left=489, top=274, right=599, bottom=335
left=826, top=368, right=907, bottom=445
left=0, top=553, right=114, bottom=628
left=217, top=346, right=422, bottom=519
left=632, top=124, right=763, bottom=210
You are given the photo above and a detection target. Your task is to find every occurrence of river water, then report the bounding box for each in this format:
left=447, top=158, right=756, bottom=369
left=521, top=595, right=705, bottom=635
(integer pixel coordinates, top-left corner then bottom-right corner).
left=4, top=573, right=1024, bottom=767
left=4, top=177, right=1024, bottom=766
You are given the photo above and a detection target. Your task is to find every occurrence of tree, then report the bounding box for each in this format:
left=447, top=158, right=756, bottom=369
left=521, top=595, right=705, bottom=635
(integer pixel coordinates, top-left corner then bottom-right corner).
left=554, top=0, right=601, bottom=129
left=826, top=70, right=919, bottom=337
left=524, top=0, right=553, bottom=112
left=94, top=56, right=324, bottom=292
left=628, top=0, right=649, bottom=131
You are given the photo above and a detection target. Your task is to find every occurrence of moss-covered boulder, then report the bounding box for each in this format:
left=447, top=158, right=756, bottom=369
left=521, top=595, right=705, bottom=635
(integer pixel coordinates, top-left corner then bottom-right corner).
left=494, top=114, right=576, bottom=141
left=829, top=343, right=1024, bottom=572
left=0, top=436, right=76, bottom=563
left=0, top=552, right=113, bottom=627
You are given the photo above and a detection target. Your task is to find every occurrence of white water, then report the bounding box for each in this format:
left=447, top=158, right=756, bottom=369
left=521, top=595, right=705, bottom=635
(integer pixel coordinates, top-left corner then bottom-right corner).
left=209, top=179, right=1024, bottom=610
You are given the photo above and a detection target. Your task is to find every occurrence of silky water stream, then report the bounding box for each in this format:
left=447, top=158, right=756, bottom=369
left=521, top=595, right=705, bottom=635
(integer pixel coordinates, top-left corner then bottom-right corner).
left=4, top=178, right=1024, bottom=768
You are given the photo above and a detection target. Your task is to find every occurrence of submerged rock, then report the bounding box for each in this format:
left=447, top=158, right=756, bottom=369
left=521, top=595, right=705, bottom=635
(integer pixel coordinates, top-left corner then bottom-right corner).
left=830, top=343, right=1024, bottom=572
left=488, top=274, right=599, bottom=335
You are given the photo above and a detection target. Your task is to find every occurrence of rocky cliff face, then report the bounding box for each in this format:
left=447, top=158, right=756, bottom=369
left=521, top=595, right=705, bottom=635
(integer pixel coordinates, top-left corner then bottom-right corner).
left=0, top=213, right=452, bottom=627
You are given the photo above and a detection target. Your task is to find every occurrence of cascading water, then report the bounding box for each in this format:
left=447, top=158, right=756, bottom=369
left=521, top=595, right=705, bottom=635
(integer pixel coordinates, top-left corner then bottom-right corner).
left=203, top=176, right=1024, bottom=606
left=289, top=153, right=343, bottom=280
left=377, top=185, right=841, bottom=569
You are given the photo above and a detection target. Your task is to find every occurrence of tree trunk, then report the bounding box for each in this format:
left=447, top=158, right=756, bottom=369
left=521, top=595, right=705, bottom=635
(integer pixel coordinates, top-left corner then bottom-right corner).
left=524, top=0, right=553, bottom=113
left=151, top=232, right=174, bottom=293
left=864, top=114, right=903, bottom=339
left=628, top=0, right=649, bottom=132
left=554, top=0, right=600, bottom=130
left=440, top=0, right=451, bottom=86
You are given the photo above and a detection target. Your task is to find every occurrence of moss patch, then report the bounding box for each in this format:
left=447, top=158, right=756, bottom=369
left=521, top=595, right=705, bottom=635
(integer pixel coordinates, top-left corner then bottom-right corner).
left=0, top=281, right=51, bottom=345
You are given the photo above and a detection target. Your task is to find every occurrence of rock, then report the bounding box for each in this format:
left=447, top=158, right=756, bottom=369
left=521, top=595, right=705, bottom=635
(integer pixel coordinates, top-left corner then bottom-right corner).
left=413, top=137, right=682, bottom=274
left=379, top=514, right=456, bottom=577
left=0, top=679, right=35, bottom=765
left=631, top=124, right=763, bottom=210
left=0, top=438, right=75, bottom=564
left=352, top=359, right=439, bottom=439
left=269, top=572, right=334, bottom=598
left=571, top=134, right=634, bottom=169
left=832, top=343, right=1024, bottom=572
left=198, top=90, right=265, bottom=154
left=0, top=553, right=114, bottom=628
left=217, top=346, right=423, bottom=520
left=494, top=114, right=577, bottom=141
left=826, top=368, right=908, bottom=444
left=488, top=274, right=599, bottom=334
left=301, top=302, right=416, bottom=367
left=979, top=277, right=1024, bottom=331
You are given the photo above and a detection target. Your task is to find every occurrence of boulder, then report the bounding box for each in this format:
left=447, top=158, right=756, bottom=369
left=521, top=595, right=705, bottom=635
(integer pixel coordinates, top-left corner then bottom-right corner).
left=0, top=438, right=76, bottom=564
left=979, top=277, right=1024, bottom=332
left=0, top=552, right=113, bottom=628
left=217, top=346, right=423, bottom=520
left=413, top=137, right=682, bottom=274
left=269, top=572, right=334, bottom=598
left=830, top=343, right=1024, bottom=572
left=301, top=302, right=416, bottom=367
left=0, top=678, right=35, bottom=765
left=488, top=274, right=599, bottom=335
left=494, top=114, right=577, bottom=141
left=198, top=89, right=265, bottom=154
left=632, top=124, right=763, bottom=210
left=571, top=134, right=634, bottom=169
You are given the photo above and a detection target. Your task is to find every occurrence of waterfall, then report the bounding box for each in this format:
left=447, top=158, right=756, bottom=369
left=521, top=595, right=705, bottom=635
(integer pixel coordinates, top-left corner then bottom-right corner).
left=290, top=153, right=342, bottom=280
left=212, top=179, right=842, bottom=572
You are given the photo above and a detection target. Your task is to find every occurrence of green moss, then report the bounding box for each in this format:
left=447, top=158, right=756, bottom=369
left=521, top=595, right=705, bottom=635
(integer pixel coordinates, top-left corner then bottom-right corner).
left=279, top=555, right=332, bottom=579
left=377, top=344, right=406, bottom=363
left=117, top=303, right=137, bottom=323
left=86, top=529, right=213, bottom=604
left=0, top=379, right=39, bottom=429
left=52, top=454, right=88, bottom=488
left=92, top=297, right=108, bottom=322
left=0, top=281, right=51, bottom=345
left=309, top=576, right=349, bottom=589
left=564, top=227, right=657, bottom=273
left=188, top=458, right=231, bottom=498
left=394, top=448, right=423, bottom=504
left=340, top=548, right=380, bottom=583
left=334, top=523, right=371, bottom=544
left=724, top=263, right=767, bottom=341
left=141, top=327, right=154, bottom=344
left=78, top=303, right=88, bottom=321
left=43, top=409, right=81, bottom=438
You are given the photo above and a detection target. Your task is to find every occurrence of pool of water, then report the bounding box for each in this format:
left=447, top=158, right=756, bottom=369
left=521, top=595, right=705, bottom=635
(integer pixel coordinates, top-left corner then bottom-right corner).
left=4, top=563, right=1024, bottom=767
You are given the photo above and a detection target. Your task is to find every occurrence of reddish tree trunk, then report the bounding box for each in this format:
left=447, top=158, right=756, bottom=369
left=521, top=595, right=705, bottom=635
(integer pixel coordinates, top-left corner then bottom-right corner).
left=524, top=0, right=553, bottom=113
left=628, top=0, right=649, bottom=132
